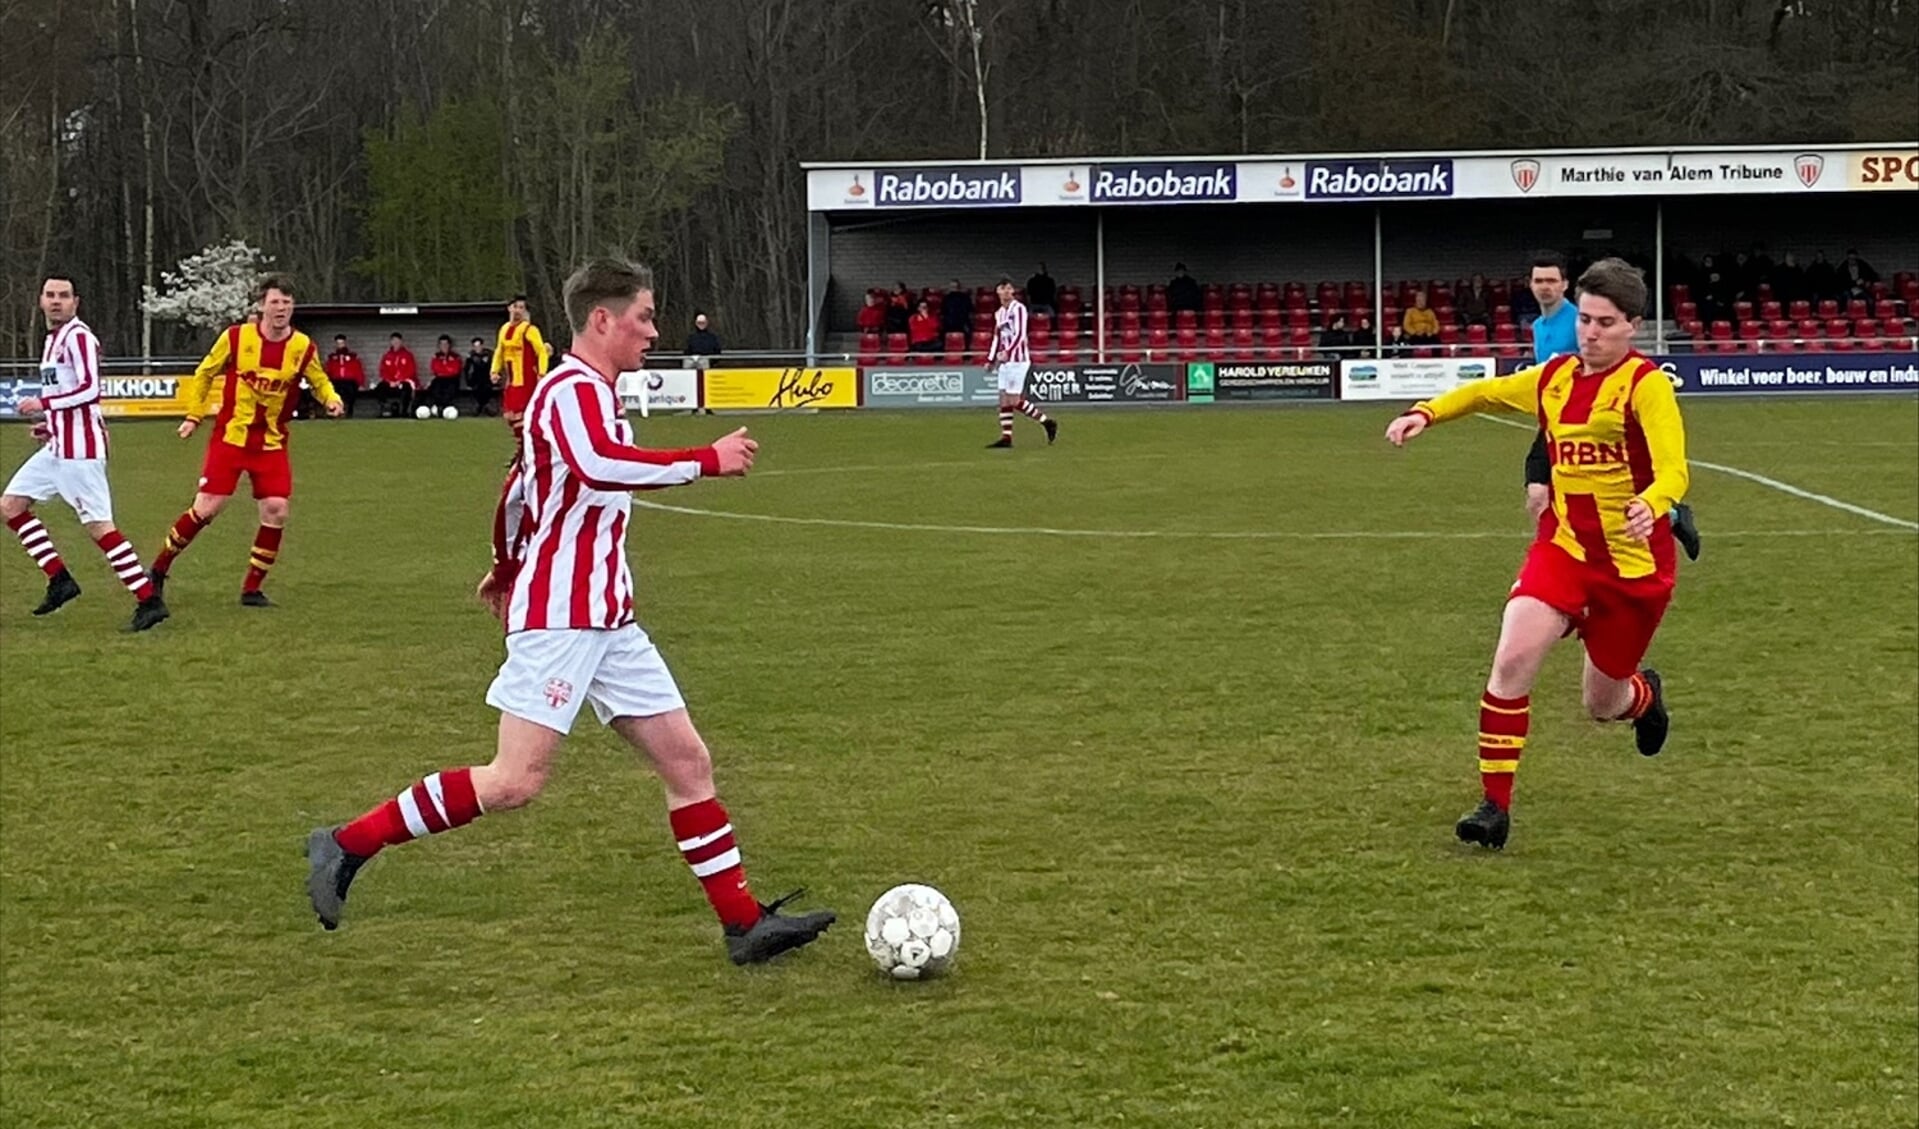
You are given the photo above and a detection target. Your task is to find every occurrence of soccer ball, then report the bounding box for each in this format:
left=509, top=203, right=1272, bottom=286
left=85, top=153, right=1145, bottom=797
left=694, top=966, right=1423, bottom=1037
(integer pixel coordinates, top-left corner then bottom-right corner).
left=441, top=406, right=459, bottom=420
left=864, top=883, right=960, bottom=980
left=414, top=405, right=432, bottom=419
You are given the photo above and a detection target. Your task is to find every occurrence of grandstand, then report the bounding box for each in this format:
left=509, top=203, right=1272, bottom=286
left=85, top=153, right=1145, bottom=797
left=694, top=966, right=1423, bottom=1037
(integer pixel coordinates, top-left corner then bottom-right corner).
left=803, top=147, right=1918, bottom=365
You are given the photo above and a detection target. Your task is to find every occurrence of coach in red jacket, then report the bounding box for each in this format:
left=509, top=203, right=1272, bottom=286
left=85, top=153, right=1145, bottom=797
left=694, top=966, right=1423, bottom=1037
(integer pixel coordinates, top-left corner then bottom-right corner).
left=377, top=333, right=419, bottom=418
left=324, top=335, right=366, bottom=417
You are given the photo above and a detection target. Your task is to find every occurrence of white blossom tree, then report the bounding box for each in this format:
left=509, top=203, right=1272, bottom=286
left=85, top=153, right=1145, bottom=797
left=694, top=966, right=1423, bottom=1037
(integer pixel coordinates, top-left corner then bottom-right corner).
left=140, top=240, right=273, bottom=335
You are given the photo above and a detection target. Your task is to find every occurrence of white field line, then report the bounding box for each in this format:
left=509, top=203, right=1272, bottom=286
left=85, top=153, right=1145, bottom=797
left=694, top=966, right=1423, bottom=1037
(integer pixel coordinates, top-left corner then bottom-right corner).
left=1473, top=412, right=1919, bottom=531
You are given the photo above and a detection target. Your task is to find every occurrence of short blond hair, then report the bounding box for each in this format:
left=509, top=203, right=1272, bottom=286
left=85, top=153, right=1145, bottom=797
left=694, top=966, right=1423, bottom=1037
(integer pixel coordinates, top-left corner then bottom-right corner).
left=563, top=258, right=655, bottom=334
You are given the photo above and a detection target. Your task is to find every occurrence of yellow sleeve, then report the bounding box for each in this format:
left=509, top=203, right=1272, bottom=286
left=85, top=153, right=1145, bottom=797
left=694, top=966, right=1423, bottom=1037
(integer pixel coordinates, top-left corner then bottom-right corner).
left=185, top=330, right=231, bottom=422
left=300, top=342, right=340, bottom=407
left=1411, top=364, right=1545, bottom=423
left=492, top=325, right=510, bottom=375
left=1629, top=372, right=1689, bottom=518
left=528, top=325, right=549, bottom=373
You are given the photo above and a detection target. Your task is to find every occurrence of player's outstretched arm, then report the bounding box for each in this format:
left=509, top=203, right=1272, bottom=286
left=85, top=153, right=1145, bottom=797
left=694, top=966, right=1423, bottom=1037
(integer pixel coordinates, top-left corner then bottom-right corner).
left=1385, top=411, right=1428, bottom=446
left=179, top=327, right=232, bottom=437
left=299, top=344, right=346, bottom=417
left=551, top=380, right=724, bottom=491
left=1623, top=372, right=1690, bottom=541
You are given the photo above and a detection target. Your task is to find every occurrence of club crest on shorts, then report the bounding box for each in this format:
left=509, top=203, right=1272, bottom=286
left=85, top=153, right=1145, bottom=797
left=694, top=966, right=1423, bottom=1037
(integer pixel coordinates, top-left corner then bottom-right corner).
left=544, top=678, right=574, bottom=708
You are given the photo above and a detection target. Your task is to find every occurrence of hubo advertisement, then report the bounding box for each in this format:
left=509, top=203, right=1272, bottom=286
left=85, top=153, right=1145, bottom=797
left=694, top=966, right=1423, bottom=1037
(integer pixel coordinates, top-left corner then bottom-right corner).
left=703, top=368, right=860, bottom=411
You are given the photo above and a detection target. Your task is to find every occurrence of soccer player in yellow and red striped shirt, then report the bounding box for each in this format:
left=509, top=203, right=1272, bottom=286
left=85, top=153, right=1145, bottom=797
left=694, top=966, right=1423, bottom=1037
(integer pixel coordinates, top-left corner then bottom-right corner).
left=148, top=275, right=344, bottom=608
left=1385, top=258, right=1687, bottom=850
left=491, top=295, right=549, bottom=438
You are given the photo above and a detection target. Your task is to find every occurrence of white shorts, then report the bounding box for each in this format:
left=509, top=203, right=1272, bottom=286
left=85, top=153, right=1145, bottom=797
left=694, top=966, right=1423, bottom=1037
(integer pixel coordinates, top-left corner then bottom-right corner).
left=4, top=448, right=113, bottom=524
left=485, top=625, right=686, bottom=734
left=996, top=361, right=1031, bottom=396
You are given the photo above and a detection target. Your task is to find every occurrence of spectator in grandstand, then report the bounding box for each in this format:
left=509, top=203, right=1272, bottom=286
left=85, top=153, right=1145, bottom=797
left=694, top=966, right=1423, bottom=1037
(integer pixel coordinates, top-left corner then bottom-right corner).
left=1728, top=250, right=1756, bottom=299
left=1457, top=273, right=1493, bottom=328
left=683, top=312, right=723, bottom=356
left=1319, top=313, right=1356, bottom=356
left=940, top=279, right=973, bottom=338
left=857, top=291, right=887, bottom=335
left=1026, top=264, right=1057, bottom=316
left=1168, top=264, right=1202, bottom=315
left=886, top=283, right=912, bottom=334
left=464, top=336, right=496, bottom=416
left=1805, top=250, right=1840, bottom=302
left=1401, top=290, right=1441, bottom=347
left=377, top=333, right=419, bottom=418
left=1773, top=251, right=1806, bottom=304
left=1353, top=314, right=1377, bottom=356
left=324, top=334, right=366, bottom=418
left=429, top=335, right=462, bottom=413
left=1698, top=268, right=1733, bottom=326
left=908, top=299, right=942, bottom=354
left=1840, top=248, right=1879, bottom=300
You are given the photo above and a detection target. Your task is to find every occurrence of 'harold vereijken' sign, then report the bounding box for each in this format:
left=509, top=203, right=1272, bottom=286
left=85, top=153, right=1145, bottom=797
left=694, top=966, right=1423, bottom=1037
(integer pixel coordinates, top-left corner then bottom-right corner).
left=1090, top=162, right=1237, bottom=203
left=874, top=165, right=1022, bottom=207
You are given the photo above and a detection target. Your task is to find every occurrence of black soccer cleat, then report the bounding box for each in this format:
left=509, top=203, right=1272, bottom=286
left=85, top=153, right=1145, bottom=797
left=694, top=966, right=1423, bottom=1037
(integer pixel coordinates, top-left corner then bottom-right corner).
left=146, top=569, right=167, bottom=601
left=32, top=568, right=82, bottom=616
left=240, top=590, right=273, bottom=608
left=724, top=889, right=835, bottom=966
left=33, top=568, right=83, bottom=615
left=1455, top=799, right=1511, bottom=850
left=126, top=594, right=170, bottom=633
left=1633, top=668, right=1670, bottom=757
left=305, top=826, right=368, bottom=931
left=985, top=437, right=1013, bottom=449
left=1043, top=418, right=1058, bottom=445
left=1670, top=503, right=1701, bottom=561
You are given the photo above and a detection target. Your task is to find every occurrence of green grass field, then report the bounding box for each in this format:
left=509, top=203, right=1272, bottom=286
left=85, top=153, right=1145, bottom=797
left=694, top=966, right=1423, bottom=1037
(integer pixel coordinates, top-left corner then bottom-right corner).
left=3, top=397, right=1915, bottom=1128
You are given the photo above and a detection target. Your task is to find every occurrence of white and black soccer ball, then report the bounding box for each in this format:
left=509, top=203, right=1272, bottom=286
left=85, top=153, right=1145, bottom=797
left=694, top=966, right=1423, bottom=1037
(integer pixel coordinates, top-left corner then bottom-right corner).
left=414, top=405, right=432, bottom=419
left=441, top=405, right=459, bottom=420
left=865, top=883, right=960, bottom=980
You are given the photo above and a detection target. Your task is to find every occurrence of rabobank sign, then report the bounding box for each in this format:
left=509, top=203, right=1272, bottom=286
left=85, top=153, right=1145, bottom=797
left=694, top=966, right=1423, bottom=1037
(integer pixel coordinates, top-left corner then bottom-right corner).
left=873, top=166, right=1022, bottom=207
left=1090, top=162, right=1237, bottom=203
left=1305, top=159, right=1455, bottom=199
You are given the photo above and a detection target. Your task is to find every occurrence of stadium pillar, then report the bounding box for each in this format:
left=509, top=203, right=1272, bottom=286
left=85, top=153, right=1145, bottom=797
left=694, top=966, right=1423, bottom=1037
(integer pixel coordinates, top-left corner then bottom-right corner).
left=1373, top=206, right=1385, bottom=358
left=1654, top=201, right=1666, bottom=353
left=805, top=212, right=831, bottom=366
left=1096, top=209, right=1107, bottom=363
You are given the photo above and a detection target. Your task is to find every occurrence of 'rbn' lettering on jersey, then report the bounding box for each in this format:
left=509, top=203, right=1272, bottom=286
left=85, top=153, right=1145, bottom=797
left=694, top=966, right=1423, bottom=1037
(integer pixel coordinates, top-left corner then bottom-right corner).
left=1553, top=440, right=1628, bottom=466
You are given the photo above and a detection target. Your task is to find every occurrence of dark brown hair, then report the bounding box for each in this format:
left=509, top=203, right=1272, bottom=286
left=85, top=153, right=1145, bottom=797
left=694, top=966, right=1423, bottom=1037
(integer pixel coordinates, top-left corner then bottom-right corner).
left=1576, top=257, right=1646, bottom=319
left=563, top=258, right=655, bottom=334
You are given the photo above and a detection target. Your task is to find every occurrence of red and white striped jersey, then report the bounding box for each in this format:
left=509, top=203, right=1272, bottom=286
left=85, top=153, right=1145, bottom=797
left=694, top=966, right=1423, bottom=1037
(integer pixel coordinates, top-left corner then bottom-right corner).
left=991, top=299, right=1030, bottom=363
left=502, top=355, right=720, bottom=633
left=39, top=318, right=108, bottom=460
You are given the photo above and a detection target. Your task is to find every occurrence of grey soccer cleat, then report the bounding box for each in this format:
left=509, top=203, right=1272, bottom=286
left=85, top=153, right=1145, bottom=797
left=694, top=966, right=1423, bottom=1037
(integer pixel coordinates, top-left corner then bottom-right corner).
left=305, top=826, right=367, bottom=930
left=724, top=889, right=835, bottom=965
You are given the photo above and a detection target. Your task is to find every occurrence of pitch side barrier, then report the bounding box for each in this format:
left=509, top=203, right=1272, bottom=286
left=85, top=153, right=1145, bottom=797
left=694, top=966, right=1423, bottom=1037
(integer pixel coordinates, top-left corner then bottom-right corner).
left=6, top=351, right=1911, bottom=420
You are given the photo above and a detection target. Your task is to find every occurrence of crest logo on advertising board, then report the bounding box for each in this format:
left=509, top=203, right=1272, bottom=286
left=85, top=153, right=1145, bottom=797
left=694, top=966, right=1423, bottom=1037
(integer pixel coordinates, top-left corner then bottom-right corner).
left=1510, top=159, right=1541, bottom=193
left=1794, top=153, right=1824, bottom=188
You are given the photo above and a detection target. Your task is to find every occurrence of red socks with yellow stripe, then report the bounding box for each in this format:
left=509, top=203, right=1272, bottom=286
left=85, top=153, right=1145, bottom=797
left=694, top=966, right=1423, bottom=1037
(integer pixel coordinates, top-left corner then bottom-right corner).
left=1478, top=692, right=1530, bottom=811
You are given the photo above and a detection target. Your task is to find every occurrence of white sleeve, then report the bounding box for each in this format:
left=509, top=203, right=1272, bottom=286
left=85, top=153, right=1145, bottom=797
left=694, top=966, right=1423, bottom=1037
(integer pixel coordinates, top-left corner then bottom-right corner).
left=546, top=379, right=710, bottom=491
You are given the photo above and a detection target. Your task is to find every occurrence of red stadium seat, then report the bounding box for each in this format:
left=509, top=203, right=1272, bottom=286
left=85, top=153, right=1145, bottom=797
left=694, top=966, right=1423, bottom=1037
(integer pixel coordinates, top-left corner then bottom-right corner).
left=1493, top=323, right=1518, bottom=345
left=1759, top=300, right=1782, bottom=321
left=1231, top=308, right=1254, bottom=331
left=1031, top=312, right=1052, bottom=333
left=1174, top=309, right=1197, bottom=331
left=1765, top=319, right=1793, bottom=348
left=1846, top=298, right=1870, bottom=320
left=1465, top=324, right=1489, bottom=345
left=1147, top=327, right=1170, bottom=351
left=1029, top=328, right=1052, bottom=353
left=1262, top=324, right=1284, bottom=349
left=1204, top=309, right=1226, bottom=332
left=1874, top=299, right=1905, bottom=321
left=942, top=331, right=966, bottom=363
left=1204, top=327, right=1226, bottom=355
left=1818, top=299, right=1840, bottom=319
left=1732, top=301, right=1753, bottom=323
left=1057, top=311, right=1081, bottom=337
left=970, top=330, right=992, bottom=359
left=1854, top=318, right=1880, bottom=349
left=1881, top=317, right=1910, bottom=347
left=859, top=332, right=882, bottom=361
left=1175, top=326, right=1198, bottom=349
left=1788, top=300, right=1812, bottom=320
left=1493, top=304, right=1514, bottom=325
left=885, top=332, right=909, bottom=365
left=1146, top=309, right=1169, bottom=332
left=1675, top=300, right=1698, bottom=323
left=1825, top=317, right=1851, bottom=340
left=1056, top=339, right=1078, bottom=364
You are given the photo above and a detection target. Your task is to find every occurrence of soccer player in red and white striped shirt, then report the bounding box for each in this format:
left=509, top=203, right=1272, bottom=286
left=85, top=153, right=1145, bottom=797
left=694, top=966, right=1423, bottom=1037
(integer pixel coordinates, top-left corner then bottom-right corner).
left=2, top=275, right=169, bottom=631
left=985, top=277, right=1057, bottom=448
left=306, top=258, right=835, bottom=965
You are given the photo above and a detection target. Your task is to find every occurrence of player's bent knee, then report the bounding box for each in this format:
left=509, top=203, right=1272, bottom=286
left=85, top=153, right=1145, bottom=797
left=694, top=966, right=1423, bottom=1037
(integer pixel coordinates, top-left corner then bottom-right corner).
left=472, top=762, right=547, bottom=811
left=0, top=495, right=29, bottom=519
left=259, top=498, right=290, bottom=524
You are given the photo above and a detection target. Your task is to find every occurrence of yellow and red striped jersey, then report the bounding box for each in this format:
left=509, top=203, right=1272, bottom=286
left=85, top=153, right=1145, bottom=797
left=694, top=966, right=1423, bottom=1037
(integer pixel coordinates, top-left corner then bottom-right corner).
left=1412, top=352, right=1689, bottom=581
left=492, top=320, right=550, bottom=390
left=186, top=324, right=338, bottom=452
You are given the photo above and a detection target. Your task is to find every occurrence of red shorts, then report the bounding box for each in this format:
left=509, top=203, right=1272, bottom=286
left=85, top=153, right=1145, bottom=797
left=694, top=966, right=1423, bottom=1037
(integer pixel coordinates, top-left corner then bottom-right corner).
left=200, top=442, right=293, bottom=500
left=503, top=381, right=533, bottom=415
left=1511, top=539, right=1671, bottom=680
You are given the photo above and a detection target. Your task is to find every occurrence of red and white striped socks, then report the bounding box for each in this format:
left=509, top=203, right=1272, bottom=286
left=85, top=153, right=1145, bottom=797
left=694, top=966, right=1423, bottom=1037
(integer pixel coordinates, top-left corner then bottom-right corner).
left=997, top=410, right=1014, bottom=440
left=670, top=797, right=761, bottom=930
left=94, top=530, right=154, bottom=601
left=1016, top=398, right=1049, bottom=423
left=333, top=768, right=485, bottom=857
left=8, top=512, right=64, bottom=577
